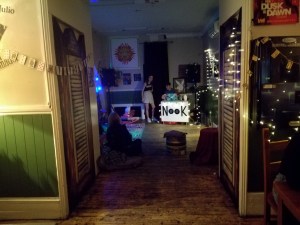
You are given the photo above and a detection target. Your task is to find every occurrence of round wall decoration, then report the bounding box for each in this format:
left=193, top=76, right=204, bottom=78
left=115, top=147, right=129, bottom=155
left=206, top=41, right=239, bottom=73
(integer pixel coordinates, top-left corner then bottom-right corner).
left=114, top=43, right=135, bottom=65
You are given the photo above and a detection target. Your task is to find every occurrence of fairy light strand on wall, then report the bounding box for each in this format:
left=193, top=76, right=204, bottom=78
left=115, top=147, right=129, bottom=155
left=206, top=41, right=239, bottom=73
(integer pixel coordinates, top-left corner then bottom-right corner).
left=248, top=36, right=300, bottom=139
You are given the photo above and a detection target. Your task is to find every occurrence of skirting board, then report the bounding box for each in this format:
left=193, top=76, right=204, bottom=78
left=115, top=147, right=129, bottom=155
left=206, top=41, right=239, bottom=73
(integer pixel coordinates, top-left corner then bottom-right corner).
left=0, top=198, right=68, bottom=220
left=246, top=192, right=264, bottom=216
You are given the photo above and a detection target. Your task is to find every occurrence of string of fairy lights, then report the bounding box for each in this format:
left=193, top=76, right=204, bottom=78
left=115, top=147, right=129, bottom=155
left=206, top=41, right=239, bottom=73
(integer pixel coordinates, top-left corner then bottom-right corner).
left=173, top=29, right=300, bottom=138
left=194, top=49, right=220, bottom=123
left=205, top=48, right=220, bottom=95
left=249, top=37, right=300, bottom=138
left=199, top=34, right=299, bottom=138
left=196, top=26, right=241, bottom=125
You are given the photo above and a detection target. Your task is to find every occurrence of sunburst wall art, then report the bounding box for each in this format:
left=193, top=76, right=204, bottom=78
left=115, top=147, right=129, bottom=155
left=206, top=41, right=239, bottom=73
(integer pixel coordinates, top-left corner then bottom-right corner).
left=111, top=38, right=138, bottom=69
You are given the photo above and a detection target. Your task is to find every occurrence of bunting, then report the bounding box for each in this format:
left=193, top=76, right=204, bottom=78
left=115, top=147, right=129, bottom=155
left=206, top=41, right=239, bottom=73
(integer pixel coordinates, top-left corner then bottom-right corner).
left=248, top=36, right=300, bottom=76
left=0, top=48, right=92, bottom=76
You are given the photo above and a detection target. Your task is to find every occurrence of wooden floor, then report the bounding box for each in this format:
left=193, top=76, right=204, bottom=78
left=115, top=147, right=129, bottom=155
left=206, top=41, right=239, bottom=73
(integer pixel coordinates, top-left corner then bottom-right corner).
left=3, top=123, right=263, bottom=225
left=56, top=123, right=262, bottom=225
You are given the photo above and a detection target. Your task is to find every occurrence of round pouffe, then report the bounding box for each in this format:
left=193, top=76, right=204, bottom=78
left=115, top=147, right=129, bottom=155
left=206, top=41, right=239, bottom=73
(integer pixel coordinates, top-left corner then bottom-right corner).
left=163, top=130, right=187, bottom=155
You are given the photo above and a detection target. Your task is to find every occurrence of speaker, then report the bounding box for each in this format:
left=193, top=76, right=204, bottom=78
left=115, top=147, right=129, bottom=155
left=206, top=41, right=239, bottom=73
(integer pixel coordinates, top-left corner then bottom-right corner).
left=101, top=69, right=115, bottom=87
left=186, top=64, right=200, bottom=83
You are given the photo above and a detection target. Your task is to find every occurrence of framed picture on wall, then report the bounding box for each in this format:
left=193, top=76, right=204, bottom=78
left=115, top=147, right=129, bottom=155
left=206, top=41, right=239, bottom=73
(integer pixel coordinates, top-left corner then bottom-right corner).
left=134, top=73, right=141, bottom=81
left=111, top=38, right=138, bottom=69
left=123, top=73, right=131, bottom=85
left=253, top=0, right=299, bottom=25
left=173, top=78, right=186, bottom=94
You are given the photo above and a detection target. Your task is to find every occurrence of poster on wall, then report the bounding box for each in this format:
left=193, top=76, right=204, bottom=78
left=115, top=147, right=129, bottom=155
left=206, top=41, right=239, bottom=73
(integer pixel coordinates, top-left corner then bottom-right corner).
left=111, top=38, right=138, bottom=69
left=134, top=73, right=141, bottom=81
left=253, top=0, right=299, bottom=25
left=123, top=73, right=131, bottom=85
left=173, top=78, right=186, bottom=94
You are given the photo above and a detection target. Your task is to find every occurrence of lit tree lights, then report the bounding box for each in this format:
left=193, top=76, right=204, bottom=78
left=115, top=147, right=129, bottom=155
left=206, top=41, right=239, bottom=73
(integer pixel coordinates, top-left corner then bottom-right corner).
left=195, top=49, right=219, bottom=125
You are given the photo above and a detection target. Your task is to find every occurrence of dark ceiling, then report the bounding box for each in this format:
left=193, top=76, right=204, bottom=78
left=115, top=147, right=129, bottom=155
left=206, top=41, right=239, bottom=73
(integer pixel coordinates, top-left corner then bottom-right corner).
left=86, top=0, right=219, bottom=38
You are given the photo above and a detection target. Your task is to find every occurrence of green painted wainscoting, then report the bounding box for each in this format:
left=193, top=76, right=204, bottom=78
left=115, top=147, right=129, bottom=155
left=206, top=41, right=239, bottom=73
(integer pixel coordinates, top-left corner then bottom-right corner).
left=0, top=114, right=58, bottom=197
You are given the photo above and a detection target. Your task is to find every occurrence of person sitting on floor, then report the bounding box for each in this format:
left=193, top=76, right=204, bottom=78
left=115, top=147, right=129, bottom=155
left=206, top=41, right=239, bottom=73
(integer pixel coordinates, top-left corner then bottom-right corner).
left=97, top=111, right=143, bottom=171
left=106, top=111, right=142, bottom=157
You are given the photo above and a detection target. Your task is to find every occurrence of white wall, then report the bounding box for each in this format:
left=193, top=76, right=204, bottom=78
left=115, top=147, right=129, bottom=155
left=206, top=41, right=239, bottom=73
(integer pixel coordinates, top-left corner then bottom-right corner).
left=92, top=32, right=109, bottom=111
left=0, top=0, right=100, bottom=219
left=93, top=35, right=204, bottom=91
left=0, top=0, right=48, bottom=110
left=92, top=34, right=146, bottom=114
left=219, top=0, right=243, bottom=25
left=93, top=34, right=145, bottom=91
left=93, top=31, right=110, bottom=69
left=109, top=36, right=145, bottom=92
left=251, top=7, right=300, bottom=38
left=168, top=37, right=203, bottom=86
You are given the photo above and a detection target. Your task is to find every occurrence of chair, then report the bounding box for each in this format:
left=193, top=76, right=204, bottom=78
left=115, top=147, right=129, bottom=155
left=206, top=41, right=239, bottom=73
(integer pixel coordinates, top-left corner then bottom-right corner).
left=262, top=128, right=289, bottom=225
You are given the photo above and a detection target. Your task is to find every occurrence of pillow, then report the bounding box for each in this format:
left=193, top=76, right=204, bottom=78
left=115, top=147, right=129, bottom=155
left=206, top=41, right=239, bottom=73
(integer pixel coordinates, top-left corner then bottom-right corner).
left=102, top=145, right=126, bottom=165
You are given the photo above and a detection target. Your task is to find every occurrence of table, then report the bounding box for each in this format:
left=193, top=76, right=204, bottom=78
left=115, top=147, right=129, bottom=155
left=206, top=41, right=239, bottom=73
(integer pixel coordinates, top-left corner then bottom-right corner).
left=274, top=182, right=300, bottom=225
left=189, top=127, right=218, bottom=165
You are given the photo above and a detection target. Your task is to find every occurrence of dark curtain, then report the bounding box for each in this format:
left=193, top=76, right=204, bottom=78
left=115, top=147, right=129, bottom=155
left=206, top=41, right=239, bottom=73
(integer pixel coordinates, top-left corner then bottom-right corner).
left=144, top=42, right=169, bottom=119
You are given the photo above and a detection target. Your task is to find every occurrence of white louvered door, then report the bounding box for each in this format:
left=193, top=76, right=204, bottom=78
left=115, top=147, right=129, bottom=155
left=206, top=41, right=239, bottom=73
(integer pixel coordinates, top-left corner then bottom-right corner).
left=221, top=48, right=237, bottom=184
